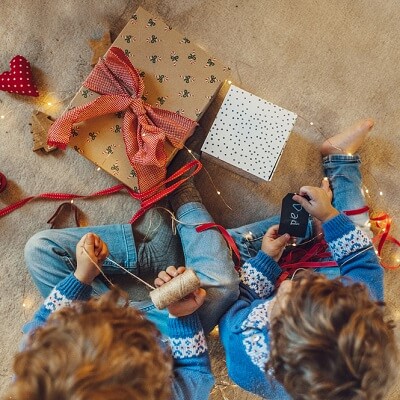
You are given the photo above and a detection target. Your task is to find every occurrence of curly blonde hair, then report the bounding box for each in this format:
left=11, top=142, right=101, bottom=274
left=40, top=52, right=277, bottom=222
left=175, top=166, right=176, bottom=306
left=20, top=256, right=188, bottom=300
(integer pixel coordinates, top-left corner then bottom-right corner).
left=268, top=272, right=398, bottom=400
left=5, top=288, right=172, bottom=400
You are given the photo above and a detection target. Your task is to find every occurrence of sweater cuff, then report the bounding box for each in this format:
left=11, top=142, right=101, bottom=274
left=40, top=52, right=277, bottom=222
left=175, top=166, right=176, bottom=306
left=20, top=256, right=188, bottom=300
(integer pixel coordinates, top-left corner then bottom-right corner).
left=323, top=213, right=355, bottom=242
left=168, top=313, right=208, bottom=360
left=168, top=313, right=203, bottom=338
left=240, top=251, right=282, bottom=298
left=246, top=250, right=282, bottom=280
left=56, top=273, right=92, bottom=301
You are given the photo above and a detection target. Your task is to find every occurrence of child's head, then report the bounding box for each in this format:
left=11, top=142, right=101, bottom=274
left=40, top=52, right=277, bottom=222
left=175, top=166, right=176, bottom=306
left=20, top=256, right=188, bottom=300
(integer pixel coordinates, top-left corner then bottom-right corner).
left=6, top=288, right=172, bottom=400
left=268, top=272, right=398, bottom=400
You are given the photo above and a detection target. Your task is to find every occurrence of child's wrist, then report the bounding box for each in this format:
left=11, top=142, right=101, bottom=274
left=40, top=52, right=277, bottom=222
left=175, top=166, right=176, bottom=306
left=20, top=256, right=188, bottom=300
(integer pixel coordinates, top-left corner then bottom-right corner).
left=74, top=270, right=94, bottom=285
left=321, top=208, right=340, bottom=222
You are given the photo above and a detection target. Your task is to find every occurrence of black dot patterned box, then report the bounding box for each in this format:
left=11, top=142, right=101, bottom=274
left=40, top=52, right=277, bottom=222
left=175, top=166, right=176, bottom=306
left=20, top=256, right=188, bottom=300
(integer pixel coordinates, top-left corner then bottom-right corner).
left=201, top=85, right=297, bottom=181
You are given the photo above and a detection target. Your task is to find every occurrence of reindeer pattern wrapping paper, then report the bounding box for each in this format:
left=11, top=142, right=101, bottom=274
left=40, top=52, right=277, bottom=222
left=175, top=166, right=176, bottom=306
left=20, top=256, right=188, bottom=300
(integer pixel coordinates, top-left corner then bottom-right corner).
left=66, top=7, right=229, bottom=191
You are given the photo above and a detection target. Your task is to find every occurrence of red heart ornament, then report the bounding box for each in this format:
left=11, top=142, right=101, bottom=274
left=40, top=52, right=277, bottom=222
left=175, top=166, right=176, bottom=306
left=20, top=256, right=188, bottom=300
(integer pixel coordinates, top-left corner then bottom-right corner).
left=0, top=55, right=39, bottom=97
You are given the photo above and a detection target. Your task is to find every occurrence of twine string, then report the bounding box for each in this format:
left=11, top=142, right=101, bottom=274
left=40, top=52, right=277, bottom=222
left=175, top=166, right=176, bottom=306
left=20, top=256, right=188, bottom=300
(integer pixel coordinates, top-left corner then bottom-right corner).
left=81, top=246, right=155, bottom=290
left=105, top=256, right=156, bottom=290
left=82, top=245, right=200, bottom=309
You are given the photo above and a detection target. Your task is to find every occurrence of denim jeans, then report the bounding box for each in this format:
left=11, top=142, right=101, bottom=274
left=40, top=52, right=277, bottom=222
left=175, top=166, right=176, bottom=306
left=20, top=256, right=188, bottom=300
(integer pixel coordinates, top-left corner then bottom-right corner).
left=25, top=203, right=239, bottom=335
left=227, top=154, right=370, bottom=280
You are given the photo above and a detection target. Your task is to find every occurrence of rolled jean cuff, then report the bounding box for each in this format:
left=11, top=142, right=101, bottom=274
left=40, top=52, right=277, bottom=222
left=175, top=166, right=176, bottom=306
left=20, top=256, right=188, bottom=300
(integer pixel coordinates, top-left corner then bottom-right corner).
left=322, top=154, right=361, bottom=164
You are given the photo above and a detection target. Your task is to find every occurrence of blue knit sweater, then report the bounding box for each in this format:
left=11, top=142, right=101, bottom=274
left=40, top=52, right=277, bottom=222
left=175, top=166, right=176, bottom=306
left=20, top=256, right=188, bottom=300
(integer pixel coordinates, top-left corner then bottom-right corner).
left=23, top=274, right=214, bottom=400
left=219, top=213, right=383, bottom=399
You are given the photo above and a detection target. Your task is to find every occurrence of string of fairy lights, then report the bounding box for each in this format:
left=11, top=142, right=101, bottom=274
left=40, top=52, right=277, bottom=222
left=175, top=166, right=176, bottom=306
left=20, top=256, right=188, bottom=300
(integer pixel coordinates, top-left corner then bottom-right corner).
left=0, top=91, right=75, bottom=121
left=297, top=115, right=400, bottom=266
left=1, top=88, right=399, bottom=314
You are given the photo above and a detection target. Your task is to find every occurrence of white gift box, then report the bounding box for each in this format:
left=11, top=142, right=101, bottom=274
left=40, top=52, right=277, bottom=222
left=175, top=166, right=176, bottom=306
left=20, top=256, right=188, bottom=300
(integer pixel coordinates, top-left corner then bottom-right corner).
left=201, top=85, right=297, bottom=181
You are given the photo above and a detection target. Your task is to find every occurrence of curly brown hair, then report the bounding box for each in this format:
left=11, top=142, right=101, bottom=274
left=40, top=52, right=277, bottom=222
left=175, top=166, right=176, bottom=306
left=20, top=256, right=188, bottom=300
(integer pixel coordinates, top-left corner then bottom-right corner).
left=5, top=288, right=172, bottom=400
left=268, top=272, right=398, bottom=400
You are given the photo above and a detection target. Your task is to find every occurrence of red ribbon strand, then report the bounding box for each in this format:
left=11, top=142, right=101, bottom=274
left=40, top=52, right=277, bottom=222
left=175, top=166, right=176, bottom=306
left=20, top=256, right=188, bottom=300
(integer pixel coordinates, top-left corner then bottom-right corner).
left=276, top=239, right=337, bottom=286
left=343, top=206, right=400, bottom=270
left=196, top=223, right=241, bottom=271
left=370, top=212, right=400, bottom=270
left=0, top=160, right=202, bottom=225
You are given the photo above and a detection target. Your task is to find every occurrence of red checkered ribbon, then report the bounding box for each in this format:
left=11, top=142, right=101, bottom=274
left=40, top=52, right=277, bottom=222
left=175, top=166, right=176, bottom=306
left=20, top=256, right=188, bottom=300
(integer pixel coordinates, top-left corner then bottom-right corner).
left=47, top=46, right=197, bottom=192
left=0, top=160, right=202, bottom=224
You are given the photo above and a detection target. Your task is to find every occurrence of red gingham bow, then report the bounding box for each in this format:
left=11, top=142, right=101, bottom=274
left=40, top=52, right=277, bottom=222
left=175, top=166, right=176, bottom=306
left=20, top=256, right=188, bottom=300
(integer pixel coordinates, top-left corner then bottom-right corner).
left=47, top=46, right=197, bottom=191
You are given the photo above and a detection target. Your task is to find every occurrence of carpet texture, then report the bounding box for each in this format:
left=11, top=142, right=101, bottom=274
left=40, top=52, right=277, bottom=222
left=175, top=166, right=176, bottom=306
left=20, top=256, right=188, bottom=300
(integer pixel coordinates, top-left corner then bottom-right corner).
left=1, top=1, right=399, bottom=399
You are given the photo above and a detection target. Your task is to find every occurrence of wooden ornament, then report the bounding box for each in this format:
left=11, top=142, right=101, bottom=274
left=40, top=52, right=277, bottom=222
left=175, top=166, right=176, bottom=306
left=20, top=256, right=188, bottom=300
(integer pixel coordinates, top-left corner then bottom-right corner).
left=149, top=269, right=201, bottom=310
left=89, top=31, right=112, bottom=67
left=47, top=202, right=83, bottom=229
left=30, top=110, right=57, bottom=152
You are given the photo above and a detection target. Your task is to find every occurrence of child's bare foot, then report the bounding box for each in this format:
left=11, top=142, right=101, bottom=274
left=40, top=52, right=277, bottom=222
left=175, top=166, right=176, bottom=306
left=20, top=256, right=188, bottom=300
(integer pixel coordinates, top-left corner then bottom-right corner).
left=320, top=118, right=374, bottom=156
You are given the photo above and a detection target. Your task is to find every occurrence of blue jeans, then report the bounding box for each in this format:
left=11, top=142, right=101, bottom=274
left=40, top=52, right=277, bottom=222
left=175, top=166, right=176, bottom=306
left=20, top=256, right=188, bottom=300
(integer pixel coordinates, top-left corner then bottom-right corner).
left=25, top=203, right=239, bottom=335
left=227, top=154, right=370, bottom=279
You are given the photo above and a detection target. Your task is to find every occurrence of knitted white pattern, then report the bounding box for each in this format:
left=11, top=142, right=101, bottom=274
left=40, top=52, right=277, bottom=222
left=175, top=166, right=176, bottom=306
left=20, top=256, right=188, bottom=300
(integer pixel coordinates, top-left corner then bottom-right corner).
left=44, top=288, right=72, bottom=312
left=240, top=262, right=275, bottom=299
left=169, top=330, right=208, bottom=359
left=329, top=227, right=371, bottom=260
left=241, top=301, right=272, bottom=372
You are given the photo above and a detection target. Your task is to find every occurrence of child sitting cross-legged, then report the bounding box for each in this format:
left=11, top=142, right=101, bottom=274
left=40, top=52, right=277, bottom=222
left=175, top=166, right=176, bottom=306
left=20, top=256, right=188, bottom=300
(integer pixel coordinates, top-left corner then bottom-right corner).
left=4, top=233, right=213, bottom=400
left=219, top=119, right=399, bottom=399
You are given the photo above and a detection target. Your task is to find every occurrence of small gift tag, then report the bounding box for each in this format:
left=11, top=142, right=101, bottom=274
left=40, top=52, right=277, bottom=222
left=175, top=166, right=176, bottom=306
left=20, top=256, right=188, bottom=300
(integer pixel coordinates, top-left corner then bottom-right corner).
left=278, top=193, right=309, bottom=238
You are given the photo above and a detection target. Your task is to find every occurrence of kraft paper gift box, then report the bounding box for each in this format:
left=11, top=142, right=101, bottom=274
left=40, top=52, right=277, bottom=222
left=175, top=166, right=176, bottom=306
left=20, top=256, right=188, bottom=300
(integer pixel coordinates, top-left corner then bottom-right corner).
left=61, top=7, right=229, bottom=192
left=201, top=85, right=298, bottom=182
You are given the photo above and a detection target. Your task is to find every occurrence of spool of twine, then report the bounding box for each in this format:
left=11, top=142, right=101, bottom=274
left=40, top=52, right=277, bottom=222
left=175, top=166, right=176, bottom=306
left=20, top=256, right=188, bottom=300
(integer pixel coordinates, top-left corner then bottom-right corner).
left=149, top=269, right=201, bottom=310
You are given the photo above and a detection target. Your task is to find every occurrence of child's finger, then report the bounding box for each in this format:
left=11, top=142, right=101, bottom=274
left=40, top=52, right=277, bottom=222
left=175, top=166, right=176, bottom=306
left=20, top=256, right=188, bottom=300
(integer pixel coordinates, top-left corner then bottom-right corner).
left=320, top=177, right=330, bottom=191
left=275, top=233, right=290, bottom=246
left=192, top=288, right=206, bottom=306
left=154, top=277, right=165, bottom=287
left=293, top=193, right=311, bottom=208
left=165, top=265, right=178, bottom=277
left=176, top=266, right=186, bottom=275
left=83, top=232, right=96, bottom=250
left=265, top=225, right=279, bottom=238
left=98, top=242, right=109, bottom=261
left=92, top=234, right=104, bottom=256
left=157, top=270, right=173, bottom=283
left=77, top=235, right=86, bottom=248
left=165, top=265, right=186, bottom=277
left=154, top=272, right=174, bottom=287
left=297, top=186, right=318, bottom=200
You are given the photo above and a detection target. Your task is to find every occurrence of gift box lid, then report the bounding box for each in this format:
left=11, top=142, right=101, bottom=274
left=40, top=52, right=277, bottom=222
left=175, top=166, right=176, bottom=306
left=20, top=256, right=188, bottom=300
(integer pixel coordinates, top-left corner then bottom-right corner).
left=201, top=85, right=297, bottom=182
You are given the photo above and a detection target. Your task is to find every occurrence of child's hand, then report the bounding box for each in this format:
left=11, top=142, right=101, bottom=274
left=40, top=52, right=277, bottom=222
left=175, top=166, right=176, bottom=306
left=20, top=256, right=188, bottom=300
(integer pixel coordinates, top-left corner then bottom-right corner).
left=154, top=266, right=206, bottom=317
left=261, top=225, right=291, bottom=262
left=74, top=233, right=109, bottom=285
left=293, top=183, right=339, bottom=222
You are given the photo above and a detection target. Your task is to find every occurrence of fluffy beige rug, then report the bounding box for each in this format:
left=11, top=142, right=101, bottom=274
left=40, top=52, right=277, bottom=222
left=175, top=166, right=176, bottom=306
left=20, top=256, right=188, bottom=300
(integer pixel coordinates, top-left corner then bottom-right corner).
left=1, top=1, right=399, bottom=399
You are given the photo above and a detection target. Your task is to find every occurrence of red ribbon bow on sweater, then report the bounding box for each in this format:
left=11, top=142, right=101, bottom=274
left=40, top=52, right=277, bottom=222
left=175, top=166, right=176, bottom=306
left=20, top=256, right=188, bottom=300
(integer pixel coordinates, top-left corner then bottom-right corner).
left=47, top=46, right=197, bottom=191
left=276, top=239, right=338, bottom=286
